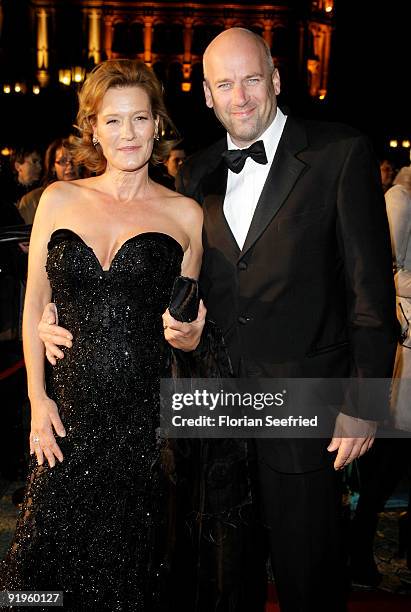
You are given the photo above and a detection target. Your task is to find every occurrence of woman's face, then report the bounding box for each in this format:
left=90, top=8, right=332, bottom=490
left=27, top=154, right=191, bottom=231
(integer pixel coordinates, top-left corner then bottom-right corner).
left=94, top=86, right=158, bottom=172
left=54, top=147, right=79, bottom=181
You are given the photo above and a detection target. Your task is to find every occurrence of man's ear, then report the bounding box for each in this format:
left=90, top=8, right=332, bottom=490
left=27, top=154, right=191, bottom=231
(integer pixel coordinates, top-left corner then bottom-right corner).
left=203, top=80, right=213, bottom=109
left=272, top=68, right=281, bottom=96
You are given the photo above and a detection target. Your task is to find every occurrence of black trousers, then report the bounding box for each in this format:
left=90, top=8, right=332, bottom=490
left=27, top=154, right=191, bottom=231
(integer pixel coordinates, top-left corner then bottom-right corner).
left=257, top=451, right=347, bottom=612
left=350, top=438, right=411, bottom=564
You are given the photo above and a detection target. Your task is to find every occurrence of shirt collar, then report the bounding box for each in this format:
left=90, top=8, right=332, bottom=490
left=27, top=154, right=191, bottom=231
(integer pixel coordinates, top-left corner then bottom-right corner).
left=226, top=107, right=287, bottom=163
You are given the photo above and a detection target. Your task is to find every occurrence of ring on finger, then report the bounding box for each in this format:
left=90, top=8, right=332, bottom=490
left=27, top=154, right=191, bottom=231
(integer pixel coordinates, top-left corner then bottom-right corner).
left=32, top=435, right=40, bottom=444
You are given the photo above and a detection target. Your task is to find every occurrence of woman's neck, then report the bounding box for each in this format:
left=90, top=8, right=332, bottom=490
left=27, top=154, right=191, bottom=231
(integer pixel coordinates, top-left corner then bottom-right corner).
left=100, top=164, right=151, bottom=203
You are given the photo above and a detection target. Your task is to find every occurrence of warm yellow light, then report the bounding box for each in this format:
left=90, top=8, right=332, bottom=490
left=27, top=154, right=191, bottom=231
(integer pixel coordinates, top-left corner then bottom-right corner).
left=3, top=85, right=11, bottom=94
left=181, top=82, right=191, bottom=93
left=14, top=83, right=22, bottom=93
left=58, top=69, right=71, bottom=86
left=71, top=66, right=85, bottom=84
left=325, top=6, right=333, bottom=12
left=389, top=140, right=398, bottom=148
left=402, top=140, right=411, bottom=149
left=1, top=147, right=11, bottom=156
left=33, top=85, right=40, bottom=95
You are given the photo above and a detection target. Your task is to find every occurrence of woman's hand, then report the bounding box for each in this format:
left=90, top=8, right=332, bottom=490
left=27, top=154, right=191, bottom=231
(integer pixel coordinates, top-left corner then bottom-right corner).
left=29, top=395, right=66, bottom=467
left=38, top=303, right=73, bottom=365
left=162, top=300, right=206, bottom=351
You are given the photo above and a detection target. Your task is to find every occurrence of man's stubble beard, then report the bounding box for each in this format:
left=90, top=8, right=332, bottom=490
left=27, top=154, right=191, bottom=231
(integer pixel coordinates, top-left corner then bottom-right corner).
left=216, top=110, right=264, bottom=146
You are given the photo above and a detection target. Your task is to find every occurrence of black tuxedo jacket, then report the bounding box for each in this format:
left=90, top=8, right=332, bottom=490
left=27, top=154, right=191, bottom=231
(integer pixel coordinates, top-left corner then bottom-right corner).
left=177, top=115, right=398, bottom=472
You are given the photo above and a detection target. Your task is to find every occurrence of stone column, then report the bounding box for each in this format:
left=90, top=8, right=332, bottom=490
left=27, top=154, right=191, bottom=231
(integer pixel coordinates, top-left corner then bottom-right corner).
left=262, top=19, right=274, bottom=50
left=104, top=14, right=115, bottom=60
left=143, top=16, right=154, bottom=65
left=88, top=9, right=102, bottom=65
left=320, top=24, right=332, bottom=96
left=182, top=17, right=194, bottom=88
left=36, top=8, right=49, bottom=86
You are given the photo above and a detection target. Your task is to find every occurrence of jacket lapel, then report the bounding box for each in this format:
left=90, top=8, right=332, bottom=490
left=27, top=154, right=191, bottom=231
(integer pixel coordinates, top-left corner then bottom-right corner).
left=240, top=117, right=308, bottom=260
left=202, top=158, right=240, bottom=259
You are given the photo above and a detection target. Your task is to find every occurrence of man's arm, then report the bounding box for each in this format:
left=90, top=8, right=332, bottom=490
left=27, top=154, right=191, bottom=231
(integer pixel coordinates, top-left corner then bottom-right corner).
left=328, top=134, right=399, bottom=468
left=38, top=303, right=73, bottom=365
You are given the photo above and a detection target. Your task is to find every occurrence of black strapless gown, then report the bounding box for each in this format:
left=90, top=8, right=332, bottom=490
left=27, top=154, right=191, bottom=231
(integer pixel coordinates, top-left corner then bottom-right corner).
left=0, top=229, right=183, bottom=611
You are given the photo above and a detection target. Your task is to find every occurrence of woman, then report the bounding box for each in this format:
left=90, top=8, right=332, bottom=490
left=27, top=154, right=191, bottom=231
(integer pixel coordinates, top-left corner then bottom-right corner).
left=386, top=165, right=411, bottom=431
left=0, top=59, right=204, bottom=610
left=17, top=137, right=83, bottom=225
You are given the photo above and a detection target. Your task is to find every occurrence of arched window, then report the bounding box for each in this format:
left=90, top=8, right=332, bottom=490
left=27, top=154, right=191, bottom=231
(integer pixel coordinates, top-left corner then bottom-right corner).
left=130, top=23, right=144, bottom=55
left=191, top=62, right=204, bottom=95
left=152, top=23, right=184, bottom=55
left=112, top=22, right=144, bottom=56
left=167, top=62, right=183, bottom=88
left=271, top=27, right=289, bottom=58
left=112, top=23, right=128, bottom=55
left=191, top=25, right=223, bottom=55
left=248, top=25, right=264, bottom=38
left=152, top=62, right=167, bottom=87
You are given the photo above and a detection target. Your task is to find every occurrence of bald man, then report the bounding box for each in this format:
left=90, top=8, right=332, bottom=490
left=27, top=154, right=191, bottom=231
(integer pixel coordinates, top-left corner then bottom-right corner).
left=174, top=28, right=398, bottom=611
left=39, top=28, right=398, bottom=612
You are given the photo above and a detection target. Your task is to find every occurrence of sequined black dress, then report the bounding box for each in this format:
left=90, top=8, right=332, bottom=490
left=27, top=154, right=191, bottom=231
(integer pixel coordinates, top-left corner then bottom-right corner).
left=0, top=229, right=183, bottom=611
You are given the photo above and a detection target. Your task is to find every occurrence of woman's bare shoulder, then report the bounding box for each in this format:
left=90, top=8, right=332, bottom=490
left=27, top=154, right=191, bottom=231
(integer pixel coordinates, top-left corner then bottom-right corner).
left=38, top=178, right=94, bottom=210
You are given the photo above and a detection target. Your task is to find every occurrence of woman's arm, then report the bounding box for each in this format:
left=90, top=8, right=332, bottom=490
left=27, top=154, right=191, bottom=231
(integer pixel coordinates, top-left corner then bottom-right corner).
left=24, top=185, right=66, bottom=467
left=163, top=198, right=206, bottom=351
left=386, top=187, right=411, bottom=271
left=386, top=187, right=411, bottom=298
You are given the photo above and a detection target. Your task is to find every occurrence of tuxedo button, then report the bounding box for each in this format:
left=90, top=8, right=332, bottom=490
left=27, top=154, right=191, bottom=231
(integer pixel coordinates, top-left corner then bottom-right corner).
left=238, top=261, right=248, bottom=271
left=238, top=316, right=249, bottom=325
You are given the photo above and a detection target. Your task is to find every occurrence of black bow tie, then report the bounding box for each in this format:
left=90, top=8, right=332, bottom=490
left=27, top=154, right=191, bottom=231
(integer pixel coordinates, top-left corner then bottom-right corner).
left=221, top=140, right=268, bottom=174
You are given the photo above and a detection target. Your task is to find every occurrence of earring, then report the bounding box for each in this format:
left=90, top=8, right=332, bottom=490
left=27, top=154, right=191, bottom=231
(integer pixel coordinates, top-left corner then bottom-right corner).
left=154, top=132, right=160, bottom=141
left=92, top=135, right=99, bottom=146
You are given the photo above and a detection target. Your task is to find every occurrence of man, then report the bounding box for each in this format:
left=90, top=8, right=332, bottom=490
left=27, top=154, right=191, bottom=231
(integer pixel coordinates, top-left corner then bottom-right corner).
left=164, top=146, right=186, bottom=180
left=168, top=28, right=398, bottom=611
left=1, top=147, right=43, bottom=209
left=39, top=29, right=397, bottom=611
left=379, top=158, right=395, bottom=193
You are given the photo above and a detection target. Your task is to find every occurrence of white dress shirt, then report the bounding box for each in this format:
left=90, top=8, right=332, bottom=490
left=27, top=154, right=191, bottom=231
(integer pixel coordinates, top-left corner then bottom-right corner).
left=223, top=108, right=287, bottom=249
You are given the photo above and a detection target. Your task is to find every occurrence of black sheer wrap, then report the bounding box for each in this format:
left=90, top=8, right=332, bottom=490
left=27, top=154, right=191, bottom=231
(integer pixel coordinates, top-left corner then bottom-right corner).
left=166, top=278, right=264, bottom=612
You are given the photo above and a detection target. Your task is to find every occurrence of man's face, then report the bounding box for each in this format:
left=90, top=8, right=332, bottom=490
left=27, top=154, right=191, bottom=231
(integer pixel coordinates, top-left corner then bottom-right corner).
left=15, top=152, right=42, bottom=185
left=380, top=160, right=394, bottom=187
left=165, top=149, right=186, bottom=178
left=203, top=35, right=280, bottom=148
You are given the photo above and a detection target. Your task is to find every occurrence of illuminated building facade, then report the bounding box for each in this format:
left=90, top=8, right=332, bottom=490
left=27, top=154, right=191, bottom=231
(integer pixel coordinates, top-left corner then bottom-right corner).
left=25, top=1, right=335, bottom=99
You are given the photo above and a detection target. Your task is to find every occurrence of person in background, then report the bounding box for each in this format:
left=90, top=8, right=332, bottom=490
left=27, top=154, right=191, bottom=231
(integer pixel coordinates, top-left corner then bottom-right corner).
left=2, top=147, right=43, bottom=207
left=17, top=138, right=83, bottom=225
left=350, top=166, right=411, bottom=587
left=380, top=159, right=396, bottom=193
left=164, top=146, right=186, bottom=180
left=150, top=145, right=187, bottom=190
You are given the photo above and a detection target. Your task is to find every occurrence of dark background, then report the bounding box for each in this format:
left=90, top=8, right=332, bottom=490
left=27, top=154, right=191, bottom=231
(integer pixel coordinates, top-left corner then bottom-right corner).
left=0, top=0, right=409, bottom=164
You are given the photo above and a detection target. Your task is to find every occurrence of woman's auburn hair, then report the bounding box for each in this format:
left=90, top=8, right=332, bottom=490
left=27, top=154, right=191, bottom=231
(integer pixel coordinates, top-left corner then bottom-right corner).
left=71, top=59, right=178, bottom=174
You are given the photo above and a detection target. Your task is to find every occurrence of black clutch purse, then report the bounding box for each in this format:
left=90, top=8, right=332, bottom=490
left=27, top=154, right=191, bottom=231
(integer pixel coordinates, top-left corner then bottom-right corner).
left=168, top=276, right=199, bottom=322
